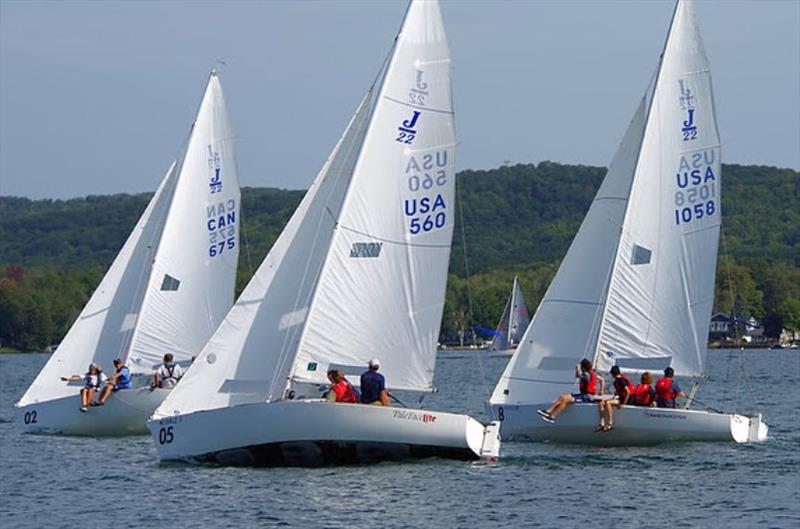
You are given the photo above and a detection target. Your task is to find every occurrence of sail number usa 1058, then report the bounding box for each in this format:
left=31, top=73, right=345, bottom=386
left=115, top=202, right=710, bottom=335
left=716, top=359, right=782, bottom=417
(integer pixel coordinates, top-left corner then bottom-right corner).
left=403, top=149, right=451, bottom=236
left=673, top=149, right=718, bottom=226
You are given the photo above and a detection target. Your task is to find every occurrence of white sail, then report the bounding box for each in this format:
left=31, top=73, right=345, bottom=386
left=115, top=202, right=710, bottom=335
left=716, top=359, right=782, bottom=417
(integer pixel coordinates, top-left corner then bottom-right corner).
left=594, top=0, right=720, bottom=376
left=126, top=71, right=241, bottom=373
left=155, top=0, right=455, bottom=421
left=291, top=0, right=455, bottom=392
left=18, top=161, right=178, bottom=406
left=491, top=0, right=717, bottom=408
left=155, top=89, right=375, bottom=416
left=491, top=277, right=531, bottom=350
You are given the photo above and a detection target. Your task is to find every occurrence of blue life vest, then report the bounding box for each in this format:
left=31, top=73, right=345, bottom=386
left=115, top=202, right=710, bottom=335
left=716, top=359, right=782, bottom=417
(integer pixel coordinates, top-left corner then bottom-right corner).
left=116, top=366, right=132, bottom=389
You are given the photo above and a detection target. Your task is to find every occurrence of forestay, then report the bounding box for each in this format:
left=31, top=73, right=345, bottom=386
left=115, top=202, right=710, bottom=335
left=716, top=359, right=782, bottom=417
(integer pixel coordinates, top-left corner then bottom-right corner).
left=492, top=0, right=716, bottom=407
left=18, top=163, right=178, bottom=406
left=126, top=71, right=241, bottom=374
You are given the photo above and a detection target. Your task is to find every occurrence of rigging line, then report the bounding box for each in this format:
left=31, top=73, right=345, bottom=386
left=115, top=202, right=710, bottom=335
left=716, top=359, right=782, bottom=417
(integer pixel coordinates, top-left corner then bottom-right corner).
left=456, top=175, right=491, bottom=402
left=719, top=227, right=737, bottom=408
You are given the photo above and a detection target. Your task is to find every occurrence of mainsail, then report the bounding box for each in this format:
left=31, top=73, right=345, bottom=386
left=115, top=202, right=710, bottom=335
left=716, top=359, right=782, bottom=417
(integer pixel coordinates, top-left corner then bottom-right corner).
left=18, top=71, right=240, bottom=406
left=491, top=0, right=720, bottom=407
left=155, top=0, right=455, bottom=419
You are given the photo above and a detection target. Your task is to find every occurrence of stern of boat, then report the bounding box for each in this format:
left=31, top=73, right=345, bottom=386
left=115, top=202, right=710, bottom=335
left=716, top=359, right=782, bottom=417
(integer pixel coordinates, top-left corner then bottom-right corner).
left=479, top=421, right=501, bottom=461
left=730, top=413, right=769, bottom=443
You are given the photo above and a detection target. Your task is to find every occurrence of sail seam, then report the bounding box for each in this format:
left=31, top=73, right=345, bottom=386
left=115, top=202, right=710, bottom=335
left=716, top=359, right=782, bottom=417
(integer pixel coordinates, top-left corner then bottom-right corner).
left=383, top=95, right=454, bottom=114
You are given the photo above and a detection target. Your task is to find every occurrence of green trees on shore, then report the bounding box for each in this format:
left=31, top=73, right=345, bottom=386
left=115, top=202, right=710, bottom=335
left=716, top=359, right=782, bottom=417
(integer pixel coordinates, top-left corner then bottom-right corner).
left=1, top=162, right=797, bottom=351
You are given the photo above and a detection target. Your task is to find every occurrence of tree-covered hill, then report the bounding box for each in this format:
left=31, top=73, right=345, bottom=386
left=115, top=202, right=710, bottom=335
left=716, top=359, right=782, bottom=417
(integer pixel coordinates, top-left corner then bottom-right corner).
left=1, top=162, right=798, bottom=350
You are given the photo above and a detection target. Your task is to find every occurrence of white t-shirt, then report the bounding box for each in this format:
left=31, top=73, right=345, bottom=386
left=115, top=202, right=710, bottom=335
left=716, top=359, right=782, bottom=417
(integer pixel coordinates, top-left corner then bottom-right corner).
left=85, top=372, right=108, bottom=388
left=158, top=363, right=183, bottom=389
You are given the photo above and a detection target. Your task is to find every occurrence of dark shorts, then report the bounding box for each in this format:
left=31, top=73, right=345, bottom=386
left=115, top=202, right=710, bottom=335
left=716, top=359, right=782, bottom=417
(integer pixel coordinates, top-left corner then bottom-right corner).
left=657, top=399, right=676, bottom=408
left=572, top=393, right=597, bottom=403
left=113, top=384, right=132, bottom=393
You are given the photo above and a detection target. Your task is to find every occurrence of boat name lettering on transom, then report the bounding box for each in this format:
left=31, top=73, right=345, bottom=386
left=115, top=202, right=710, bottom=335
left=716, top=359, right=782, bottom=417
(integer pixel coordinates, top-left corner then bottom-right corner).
left=207, top=199, right=237, bottom=257
left=673, top=148, right=717, bottom=226
left=207, top=145, right=223, bottom=193
left=408, top=69, right=428, bottom=106
left=678, top=80, right=698, bottom=142
left=392, top=410, right=438, bottom=424
left=396, top=111, right=421, bottom=145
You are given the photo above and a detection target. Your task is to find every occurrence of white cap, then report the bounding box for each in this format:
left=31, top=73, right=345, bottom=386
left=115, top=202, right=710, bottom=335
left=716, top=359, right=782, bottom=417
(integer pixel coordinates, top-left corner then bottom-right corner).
left=369, top=358, right=380, bottom=369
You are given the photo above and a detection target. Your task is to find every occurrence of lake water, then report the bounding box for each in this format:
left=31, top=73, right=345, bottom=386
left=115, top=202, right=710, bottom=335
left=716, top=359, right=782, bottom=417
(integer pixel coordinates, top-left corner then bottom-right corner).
left=1, top=350, right=798, bottom=528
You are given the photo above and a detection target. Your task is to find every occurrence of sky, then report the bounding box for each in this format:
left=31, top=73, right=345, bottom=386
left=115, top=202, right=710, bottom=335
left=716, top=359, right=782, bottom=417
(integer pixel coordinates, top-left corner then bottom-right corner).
left=0, top=0, right=798, bottom=199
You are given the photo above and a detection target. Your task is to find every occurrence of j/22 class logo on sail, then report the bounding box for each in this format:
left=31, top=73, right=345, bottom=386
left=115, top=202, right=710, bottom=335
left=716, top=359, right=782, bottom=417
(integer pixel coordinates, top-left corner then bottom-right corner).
left=678, top=80, right=698, bottom=142
left=207, top=145, right=223, bottom=193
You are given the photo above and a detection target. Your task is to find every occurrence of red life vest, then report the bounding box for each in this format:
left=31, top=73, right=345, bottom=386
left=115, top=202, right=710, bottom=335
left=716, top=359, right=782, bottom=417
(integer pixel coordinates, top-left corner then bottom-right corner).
left=579, top=370, right=598, bottom=395
left=331, top=380, right=357, bottom=403
left=614, top=374, right=634, bottom=400
left=632, top=383, right=653, bottom=406
left=656, top=377, right=677, bottom=401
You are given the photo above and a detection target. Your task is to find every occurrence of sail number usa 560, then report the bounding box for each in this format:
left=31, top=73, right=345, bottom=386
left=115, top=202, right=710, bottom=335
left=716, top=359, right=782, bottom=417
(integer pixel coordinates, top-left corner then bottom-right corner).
left=403, top=149, right=452, bottom=236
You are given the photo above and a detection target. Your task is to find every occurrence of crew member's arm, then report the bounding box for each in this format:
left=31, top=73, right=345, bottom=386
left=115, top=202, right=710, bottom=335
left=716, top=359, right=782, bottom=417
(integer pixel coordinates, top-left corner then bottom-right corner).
left=598, top=377, right=606, bottom=395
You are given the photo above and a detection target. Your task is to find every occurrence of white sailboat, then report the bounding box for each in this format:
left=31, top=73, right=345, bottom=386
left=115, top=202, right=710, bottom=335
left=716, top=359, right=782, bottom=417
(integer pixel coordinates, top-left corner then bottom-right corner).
left=488, top=0, right=768, bottom=445
left=147, top=0, right=500, bottom=466
left=16, top=71, right=241, bottom=436
left=489, top=276, right=531, bottom=357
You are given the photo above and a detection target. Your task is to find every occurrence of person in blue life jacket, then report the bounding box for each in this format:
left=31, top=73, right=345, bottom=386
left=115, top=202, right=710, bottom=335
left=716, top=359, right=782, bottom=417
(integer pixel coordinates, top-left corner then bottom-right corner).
left=96, top=358, right=133, bottom=405
left=62, top=362, right=107, bottom=412
left=360, top=358, right=389, bottom=406
left=153, top=353, right=184, bottom=389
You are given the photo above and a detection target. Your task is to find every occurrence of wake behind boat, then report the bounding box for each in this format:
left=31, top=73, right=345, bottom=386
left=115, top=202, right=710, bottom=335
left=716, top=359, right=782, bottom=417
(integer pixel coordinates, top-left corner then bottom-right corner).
left=488, top=0, right=767, bottom=445
left=16, top=71, right=241, bottom=436
left=148, top=0, right=500, bottom=466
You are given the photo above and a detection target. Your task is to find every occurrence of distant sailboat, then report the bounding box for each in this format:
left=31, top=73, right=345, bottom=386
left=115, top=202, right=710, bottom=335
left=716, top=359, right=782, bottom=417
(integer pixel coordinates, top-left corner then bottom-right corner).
left=147, top=0, right=500, bottom=466
left=489, top=0, right=768, bottom=445
left=16, top=71, right=241, bottom=435
left=489, top=276, right=530, bottom=357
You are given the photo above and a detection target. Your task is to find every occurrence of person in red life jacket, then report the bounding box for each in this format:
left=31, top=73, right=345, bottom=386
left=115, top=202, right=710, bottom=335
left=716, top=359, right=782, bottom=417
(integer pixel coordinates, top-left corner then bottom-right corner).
left=596, top=365, right=635, bottom=432
left=631, top=371, right=656, bottom=407
left=538, top=358, right=605, bottom=423
left=655, top=367, right=686, bottom=408
left=326, top=369, right=357, bottom=404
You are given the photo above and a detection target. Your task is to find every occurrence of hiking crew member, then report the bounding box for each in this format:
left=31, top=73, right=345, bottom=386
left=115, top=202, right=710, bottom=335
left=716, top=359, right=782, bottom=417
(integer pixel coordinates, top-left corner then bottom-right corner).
left=97, top=358, right=133, bottom=405
left=596, top=365, right=634, bottom=432
left=655, top=367, right=686, bottom=408
left=360, top=358, right=389, bottom=406
left=153, top=353, right=183, bottom=389
left=62, top=363, right=107, bottom=412
left=631, top=371, right=656, bottom=407
left=326, top=370, right=358, bottom=403
left=538, top=358, right=605, bottom=423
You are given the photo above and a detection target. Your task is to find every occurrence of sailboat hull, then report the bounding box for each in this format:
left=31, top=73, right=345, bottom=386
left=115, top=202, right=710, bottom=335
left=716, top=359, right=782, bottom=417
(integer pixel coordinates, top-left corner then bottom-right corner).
left=148, top=400, right=500, bottom=466
left=490, top=403, right=768, bottom=446
left=16, top=388, right=171, bottom=436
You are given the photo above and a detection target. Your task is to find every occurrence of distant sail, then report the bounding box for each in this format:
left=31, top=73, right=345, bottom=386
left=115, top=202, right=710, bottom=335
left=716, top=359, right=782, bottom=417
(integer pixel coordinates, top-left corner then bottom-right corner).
left=490, top=276, right=530, bottom=351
